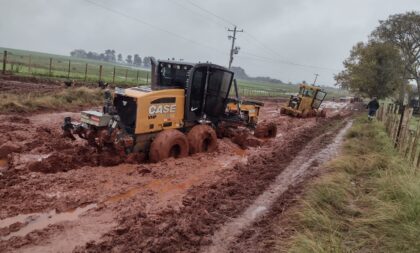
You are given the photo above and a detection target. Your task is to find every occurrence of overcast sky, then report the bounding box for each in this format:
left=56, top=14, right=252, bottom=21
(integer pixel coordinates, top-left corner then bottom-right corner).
left=1, top=0, right=419, bottom=86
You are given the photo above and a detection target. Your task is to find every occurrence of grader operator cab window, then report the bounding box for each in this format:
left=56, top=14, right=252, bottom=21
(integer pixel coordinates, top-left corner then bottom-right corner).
left=312, top=90, right=327, bottom=109
left=113, top=94, right=137, bottom=134
left=299, top=87, right=314, bottom=97
left=158, top=62, right=192, bottom=89
left=185, top=65, right=233, bottom=123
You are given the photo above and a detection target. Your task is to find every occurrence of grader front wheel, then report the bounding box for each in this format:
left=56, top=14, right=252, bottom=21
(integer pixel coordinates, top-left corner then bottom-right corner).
left=187, top=124, right=218, bottom=154
left=149, top=129, right=189, bottom=163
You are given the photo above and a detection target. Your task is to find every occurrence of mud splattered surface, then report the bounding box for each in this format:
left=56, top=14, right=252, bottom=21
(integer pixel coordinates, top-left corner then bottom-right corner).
left=0, top=95, right=354, bottom=253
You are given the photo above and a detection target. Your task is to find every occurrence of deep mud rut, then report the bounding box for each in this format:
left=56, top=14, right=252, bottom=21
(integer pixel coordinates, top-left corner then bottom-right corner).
left=0, top=99, right=353, bottom=253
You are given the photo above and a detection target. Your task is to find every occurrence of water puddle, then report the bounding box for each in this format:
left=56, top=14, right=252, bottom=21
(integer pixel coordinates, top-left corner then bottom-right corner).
left=9, top=154, right=51, bottom=170
left=104, top=188, right=141, bottom=203
left=0, top=203, right=97, bottom=240
left=232, top=147, right=247, bottom=157
left=105, top=176, right=203, bottom=204
left=0, top=159, right=7, bottom=169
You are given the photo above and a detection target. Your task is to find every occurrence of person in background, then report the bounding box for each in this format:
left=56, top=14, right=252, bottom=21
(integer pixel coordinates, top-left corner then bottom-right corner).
left=367, top=97, right=379, bottom=120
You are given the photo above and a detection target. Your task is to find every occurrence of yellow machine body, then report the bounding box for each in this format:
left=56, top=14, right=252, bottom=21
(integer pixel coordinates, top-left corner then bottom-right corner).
left=281, top=84, right=326, bottom=117
left=227, top=102, right=261, bottom=125
left=122, top=88, right=185, bottom=134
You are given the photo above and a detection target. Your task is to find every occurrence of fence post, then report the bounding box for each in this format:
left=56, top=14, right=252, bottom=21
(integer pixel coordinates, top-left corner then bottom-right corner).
left=49, top=58, right=52, bottom=76
left=410, top=122, right=420, bottom=165
left=125, top=69, right=128, bottom=82
left=99, top=65, right=103, bottom=81
left=112, top=67, right=116, bottom=84
left=28, top=55, right=32, bottom=74
left=67, top=60, right=71, bottom=79
left=84, top=63, right=88, bottom=81
left=395, top=105, right=406, bottom=148
left=404, top=131, right=414, bottom=158
left=2, top=50, right=7, bottom=74
left=145, top=72, right=148, bottom=85
left=138, top=71, right=141, bottom=85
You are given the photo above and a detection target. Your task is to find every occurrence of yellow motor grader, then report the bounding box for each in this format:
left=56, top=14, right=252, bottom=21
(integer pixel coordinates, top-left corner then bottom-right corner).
left=280, top=83, right=327, bottom=117
left=63, top=60, right=276, bottom=162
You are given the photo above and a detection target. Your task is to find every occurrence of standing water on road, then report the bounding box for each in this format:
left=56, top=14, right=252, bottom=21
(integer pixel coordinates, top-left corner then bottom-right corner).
left=0, top=203, right=97, bottom=240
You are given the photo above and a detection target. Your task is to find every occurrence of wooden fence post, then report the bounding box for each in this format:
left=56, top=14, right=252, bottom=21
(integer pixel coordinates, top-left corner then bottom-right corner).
left=138, top=71, right=141, bottom=85
left=67, top=60, right=71, bottom=79
left=112, top=67, right=116, bottom=84
left=2, top=50, right=7, bottom=74
left=410, top=122, right=420, bottom=165
left=84, top=63, right=88, bottom=81
left=403, top=131, right=414, bottom=157
left=125, top=69, right=128, bottom=82
left=145, top=72, right=148, bottom=85
left=49, top=58, right=52, bottom=77
left=99, top=65, right=103, bottom=81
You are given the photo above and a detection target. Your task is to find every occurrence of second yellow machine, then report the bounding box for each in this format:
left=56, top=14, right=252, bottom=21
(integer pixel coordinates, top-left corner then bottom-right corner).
left=281, top=83, right=327, bottom=117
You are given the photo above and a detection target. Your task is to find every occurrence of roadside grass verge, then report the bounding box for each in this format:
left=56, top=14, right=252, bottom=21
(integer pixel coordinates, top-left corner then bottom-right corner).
left=0, top=87, right=103, bottom=113
left=286, top=117, right=420, bottom=252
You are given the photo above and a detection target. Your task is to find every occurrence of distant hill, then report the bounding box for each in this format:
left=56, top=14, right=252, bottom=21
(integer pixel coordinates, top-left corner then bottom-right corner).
left=231, top=66, right=285, bottom=84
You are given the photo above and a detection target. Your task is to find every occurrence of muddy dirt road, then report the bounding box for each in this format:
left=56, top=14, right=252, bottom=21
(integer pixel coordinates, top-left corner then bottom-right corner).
left=0, top=99, right=352, bottom=253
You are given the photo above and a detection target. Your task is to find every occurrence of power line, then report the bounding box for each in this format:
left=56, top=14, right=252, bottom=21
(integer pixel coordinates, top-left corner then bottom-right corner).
left=239, top=51, right=340, bottom=71
left=243, top=31, right=288, bottom=59
left=183, top=0, right=236, bottom=26
left=178, top=0, right=340, bottom=72
left=84, top=0, right=340, bottom=73
left=83, top=0, right=226, bottom=56
left=165, top=0, right=228, bottom=28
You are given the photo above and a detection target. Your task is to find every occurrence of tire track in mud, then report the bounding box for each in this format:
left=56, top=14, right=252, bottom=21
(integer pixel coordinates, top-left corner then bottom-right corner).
left=76, top=117, right=348, bottom=253
left=204, top=120, right=353, bottom=253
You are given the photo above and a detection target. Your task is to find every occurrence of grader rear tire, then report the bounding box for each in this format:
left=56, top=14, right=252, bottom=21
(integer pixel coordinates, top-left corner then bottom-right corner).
left=149, top=129, right=189, bottom=163
left=254, top=121, right=277, bottom=138
left=187, top=124, right=218, bottom=154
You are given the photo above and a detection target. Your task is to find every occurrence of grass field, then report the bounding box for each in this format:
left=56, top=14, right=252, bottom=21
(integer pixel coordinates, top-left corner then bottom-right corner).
left=284, top=117, right=420, bottom=252
left=0, top=47, right=348, bottom=98
left=0, top=47, right=150, bottom=86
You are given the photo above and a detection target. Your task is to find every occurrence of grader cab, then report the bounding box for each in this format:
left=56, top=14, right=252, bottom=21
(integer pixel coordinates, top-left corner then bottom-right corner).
left=280, top=83, right=327, bottom=117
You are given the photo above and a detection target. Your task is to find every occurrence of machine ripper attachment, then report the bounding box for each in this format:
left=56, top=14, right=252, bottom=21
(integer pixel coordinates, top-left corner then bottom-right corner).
left=62, top=61, right=277, bottom=162
left=280, top=83, right=327, bottom=117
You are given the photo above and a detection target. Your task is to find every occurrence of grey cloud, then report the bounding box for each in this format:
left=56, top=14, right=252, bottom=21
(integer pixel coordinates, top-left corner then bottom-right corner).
left=0, top=0, right=419, bottom=85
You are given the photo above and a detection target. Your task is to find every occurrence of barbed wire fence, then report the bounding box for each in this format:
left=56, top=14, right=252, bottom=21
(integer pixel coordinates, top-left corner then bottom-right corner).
left=1, top=50, right=150, bottom=86
left=377, top=103, right=420, bottom=167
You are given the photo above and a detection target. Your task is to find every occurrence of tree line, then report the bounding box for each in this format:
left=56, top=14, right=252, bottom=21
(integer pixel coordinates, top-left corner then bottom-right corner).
left=70, top=49, right=154, bottom=68
left=336, top=11, right=419, bottom=102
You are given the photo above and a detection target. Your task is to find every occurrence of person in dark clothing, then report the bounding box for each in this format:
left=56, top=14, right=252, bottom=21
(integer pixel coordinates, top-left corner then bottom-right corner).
left=367, top=97, right=380, bottom=120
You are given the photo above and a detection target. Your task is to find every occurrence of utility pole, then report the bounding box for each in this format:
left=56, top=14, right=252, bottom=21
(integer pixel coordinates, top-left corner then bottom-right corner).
left=312, top=73, right=319, bottom=85
left=228, top=26, right=243, bottom=69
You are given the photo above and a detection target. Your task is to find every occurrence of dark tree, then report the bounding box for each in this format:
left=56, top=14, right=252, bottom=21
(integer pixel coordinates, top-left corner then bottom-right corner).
left=371, top=11, right=420, bottom=95
left=70, top=49, right=87, bottom=58
left=126, top=55, right=133, bottom=65
left=117, top=53, right=123, bottom=62
left=335, top=42, right=405, bottom=99
left=143, top=56, right=152, bottom=67
left=133, top=54, right=142, bottom=66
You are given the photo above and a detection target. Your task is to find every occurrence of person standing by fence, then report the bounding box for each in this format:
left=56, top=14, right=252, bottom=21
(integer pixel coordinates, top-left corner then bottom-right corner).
left=367, top=97, right=379, bottom=120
